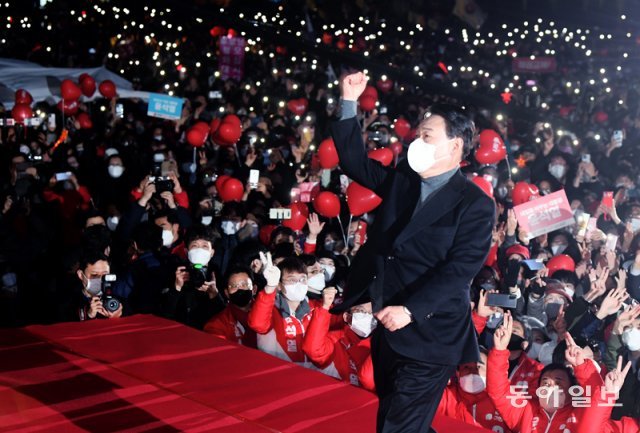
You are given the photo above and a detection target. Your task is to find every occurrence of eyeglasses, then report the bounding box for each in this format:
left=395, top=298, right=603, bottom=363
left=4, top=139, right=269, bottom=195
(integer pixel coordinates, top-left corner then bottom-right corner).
left=228, top=281, right=251, bottom=290
left=282, top=276, right=307, bottom=285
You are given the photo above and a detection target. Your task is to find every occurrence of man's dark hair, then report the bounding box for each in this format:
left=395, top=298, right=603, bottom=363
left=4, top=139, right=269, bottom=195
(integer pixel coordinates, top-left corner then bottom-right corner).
left=79, top=250, right=109, bottom=272
left=153, top=209, right=179, bottom=225
left=272, top=242, right=295, bottom=261
left=82, top=225, right=112, bottom=254
left=184, top=224, right=219, bottom=247
left=552, top=270, right=579, bottom=289
left=298, top=254, right=319, bottom=267
left=223, top=265, right=254, bottom=289
left=426, top=103, right=476, bottom=158
left=132, top=221, right=162, bottom=252
left=277, top=256, right=307, bottom=275
left=270, top=226, right=295, bottom=245
left=538, top=363, right=578, bottom=388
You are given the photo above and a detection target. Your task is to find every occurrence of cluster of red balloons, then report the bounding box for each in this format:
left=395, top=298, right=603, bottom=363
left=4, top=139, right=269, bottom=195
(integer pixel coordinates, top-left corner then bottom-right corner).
left=215, top=174, right=244, bottom=202
left=12, top=89, right=34, bottom=124
left=475, top=130, right=507, bottom=165
left=287, top=98, right=308, bottom=116
left=211, top=114, right=242, bottom=146
left=512, top=182, right=540, bottom=206
left=358, top=86, right=378, bottom=112
left=56, top=75, right=117, bottom=116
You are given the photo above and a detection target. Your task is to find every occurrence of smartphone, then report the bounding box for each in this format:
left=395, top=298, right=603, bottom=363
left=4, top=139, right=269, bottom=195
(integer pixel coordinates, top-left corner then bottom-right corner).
left=55, top=171, right=72, bottom=181
left=487, top=293, right=518, bottom=309
left=602, top=191, right=614, bottom=209
left=581, top=154, right=591, bottom=163
left=523, top=259, right=544, bottom=271
left=47, top=113, right=56, bottom=130
left=249, top=169, right=259, bottom=189
left=612, top=130, right=623, bottom=148
left=356, top=221, right=368, bottom=244
left=208, top=90, right=222, bottom=100
left=115, top=103, right=124, bottom=119
left=606, top=234, right=619, bottom=251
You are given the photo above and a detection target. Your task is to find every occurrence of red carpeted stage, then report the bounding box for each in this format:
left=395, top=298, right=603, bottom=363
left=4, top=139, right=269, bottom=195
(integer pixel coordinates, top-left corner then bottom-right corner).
left=0, top=315, right=491, bottom=432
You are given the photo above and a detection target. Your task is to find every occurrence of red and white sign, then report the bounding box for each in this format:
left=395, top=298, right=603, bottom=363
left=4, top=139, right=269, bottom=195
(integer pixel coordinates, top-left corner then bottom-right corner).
left=219, top=36, right=246, bottom=81
left=512, top=57, right=557, bottom=73
left=514, top=190, right=574, bottom=238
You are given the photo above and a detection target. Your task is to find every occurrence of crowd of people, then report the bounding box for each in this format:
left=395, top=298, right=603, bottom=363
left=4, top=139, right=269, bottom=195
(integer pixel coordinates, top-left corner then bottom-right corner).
left=1, top=1, right=640, bottom=432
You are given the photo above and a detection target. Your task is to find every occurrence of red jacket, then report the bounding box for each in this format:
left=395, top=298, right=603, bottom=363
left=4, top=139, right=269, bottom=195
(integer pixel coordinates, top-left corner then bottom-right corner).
left=203, top=304, right=257, bottom=349
left=247, top=291, right=315, bottom=364
left=302, top=307, right=375, bottom=392
left=487, top=348, right=603, bottom=433
left=509, top=352, right=544, bottom=395
left=438, top=383, right=512, bottom=432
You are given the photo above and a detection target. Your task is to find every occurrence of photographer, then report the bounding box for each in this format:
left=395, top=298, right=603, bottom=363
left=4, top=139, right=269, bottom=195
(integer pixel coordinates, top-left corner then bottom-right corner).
left=161, top=224, right=224, bottom=329
left=57, top=250, right=122, bottom=321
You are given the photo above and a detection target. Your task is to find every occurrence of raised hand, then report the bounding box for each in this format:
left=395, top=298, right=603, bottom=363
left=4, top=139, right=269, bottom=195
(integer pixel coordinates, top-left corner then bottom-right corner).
left=564, top=333, right=586, bottom=367
left=493, top=311, right=513, bottom=351
left=260, top=251, right=281, bottom=292
left=322, top=287, right=337, bottom=310
left=340, top=72, right=368, bottom=101
left=477, top=289, right=498, bottom=318
left=596, top=286, right=629, bottom=320
left=604, top=356, right=632, bottom=395
left=307, top=213, right=325, bottom=239
left=613, top=304, right=640, bottom=335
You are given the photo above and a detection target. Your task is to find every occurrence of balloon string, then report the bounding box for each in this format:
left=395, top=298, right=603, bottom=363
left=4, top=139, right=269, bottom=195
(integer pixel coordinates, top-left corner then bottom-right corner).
left=337, top=215, right=348, bottom=247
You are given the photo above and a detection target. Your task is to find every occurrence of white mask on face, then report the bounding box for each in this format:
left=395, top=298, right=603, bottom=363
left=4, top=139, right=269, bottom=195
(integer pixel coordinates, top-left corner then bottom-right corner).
left=188, top=248, right=211, bottom=266
left=551, top=244, right=567, bottom=255
left=162, top=229, right=174, bottom=247
left=459, top=374, right=486, bottom=394
left=283, top=282, right=308, bottom=302
left=350, top=312, right=377, bottom=338
left=622, top=327, right=640, bottom=352
left=320, top=264, right=336, bottom=281
left=201, top=215, right=213, bottom=226
left=407, top=138, right=448, bottom=174
left=538, top=386, right=567, bottom=413
left=528, top=342, right=543, bottom=360
left=221, top=220, right=240, bottom=235
left=307, top=273, right=326, bottom=294
left=106, top=216, right=119, bottom=231
left=84, top=275, right=102, bottom=296
left=108, top=165, right=124, bottom=178
left=549, top=164, right=566, bottom=180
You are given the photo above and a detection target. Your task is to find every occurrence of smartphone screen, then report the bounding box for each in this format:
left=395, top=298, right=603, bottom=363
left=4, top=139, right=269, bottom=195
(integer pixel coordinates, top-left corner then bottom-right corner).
left=55, top=171, right=72, bottom=181
left=249, top=169, right=259, bottom=189
left=486, top=293, right=518, bottom=309
left=602, top=191, right=614, bottom=209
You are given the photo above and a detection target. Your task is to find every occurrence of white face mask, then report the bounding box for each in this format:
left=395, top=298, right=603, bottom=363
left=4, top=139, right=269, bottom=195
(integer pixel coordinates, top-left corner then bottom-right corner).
left=188, top=248, right=211, bottom=266
left=459, top=374, right=486, bottom=394
left=162, top=229, right=174, bottom=247
left=538, top=386, right=567, bottom=413
left=350, top=312, right=377, bottom=338
left=201, top=215, right=213, bottom=226
left=551, top=244, right=567, bottom=255
left=221, top=220, right=240, bottom=235
left=283, top=282, right=308, bottom=302
left=622, top=327, right=640, bottom=352
left=84, top=275, right=102, bottom=296
left=528, top=342, right=543, bottom=360
left=108, top=165, right=124, bottom=178
left=307, top=273, right=326, bottom=294
left=106, top=216, right=119, bottom=231
left=538, top=342, right=557, bottom=366
left=407, top=138, right=448, bottom=174
left=549, top=164, right=566, bottom=180
left=320, top=264, right=336, bottom=281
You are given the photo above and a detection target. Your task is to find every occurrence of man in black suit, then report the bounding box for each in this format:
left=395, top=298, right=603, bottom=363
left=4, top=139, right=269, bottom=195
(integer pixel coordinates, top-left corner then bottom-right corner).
left=331, top=72, right=495, bottom=433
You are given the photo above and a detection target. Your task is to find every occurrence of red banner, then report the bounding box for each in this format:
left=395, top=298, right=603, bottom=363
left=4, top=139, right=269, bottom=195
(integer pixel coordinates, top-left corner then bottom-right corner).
left=219, top=36, right=246, bottom=81
left=512, top=57, right=557, bottom=73
left=514, top=190, right=574, bottom=239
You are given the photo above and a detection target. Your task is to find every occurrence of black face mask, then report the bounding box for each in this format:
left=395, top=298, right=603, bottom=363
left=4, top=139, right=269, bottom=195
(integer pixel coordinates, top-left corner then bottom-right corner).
left=229, top=289, right=253, bottom=307
left=508, top=334, right=526, bottom=352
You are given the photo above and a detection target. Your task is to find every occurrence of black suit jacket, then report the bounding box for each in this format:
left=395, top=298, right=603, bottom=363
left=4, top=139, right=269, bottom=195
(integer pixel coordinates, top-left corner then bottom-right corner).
left=331, top=117, right=495, bottom=366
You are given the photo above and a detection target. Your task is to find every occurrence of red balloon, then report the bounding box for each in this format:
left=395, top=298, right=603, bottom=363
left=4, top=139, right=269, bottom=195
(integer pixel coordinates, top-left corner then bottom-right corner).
left=75, top=112, right=93, bottom=129
left=259, top=224, right=277, bottom=246
left=512, top=182, right=540, bottom=206
left=14, top=89, right=33, bottom=105
left=283, top=202, right=309, bottom=231
left=209, top=118, right=221, bottom=135
left=471, top=176, right=494, bottom=198
left=193, top=121, right=210, bottom=134
left=215, top=175, right=231, bottom=193
left=393, top=118, right=411, bottom=139
left=368, top=148, right=394, bottom=167
left=318, top=138, right=339, bottom=169
left=376, top=79, right=393, bottom=93
left=98, top=80, right=117, bottom=98
left=223, top=114, right=241, bottom=129
left=347, top=182, right=382, bottom=216
left=390, top=141, right=404, bottom=156
left=475, top=130, right=506, bottom=165
left=79, top=75, right=96, bottom=97
left=594, top=111, right=608, bottom=124
left=57, top=99, right=79, bottom=115
left=361, top=85, right=378, bottom=100
left=11, top=104, right=33, bottom=124
left=219, top=177, right=244, bottom=202
left=186, top=126, right=207, bottom=147
left=287, top=98, right=308, bottom=116
left=60, top=79, right=81, bottom=101
left=359, top=94, right=377, bottom=112
left=313, top=191, right=341, bottom=218
left=547, top=254, right=576, bottom=276
left=209, top=26, right=226, bottom=37
left=216, top=122, right=242, bottom=146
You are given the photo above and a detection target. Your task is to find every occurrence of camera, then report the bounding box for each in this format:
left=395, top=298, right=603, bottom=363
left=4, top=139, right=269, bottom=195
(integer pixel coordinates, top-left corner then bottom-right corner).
left=101, top=274, right=121, bottom=313
left=187, top=265, right=208, bottom=289
left=149, top=176, right=174, bottom=194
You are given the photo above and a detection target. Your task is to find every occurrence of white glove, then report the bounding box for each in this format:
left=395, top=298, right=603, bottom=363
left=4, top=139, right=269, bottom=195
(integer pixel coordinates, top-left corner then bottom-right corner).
left=260, top=251, right=281, bottom=291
